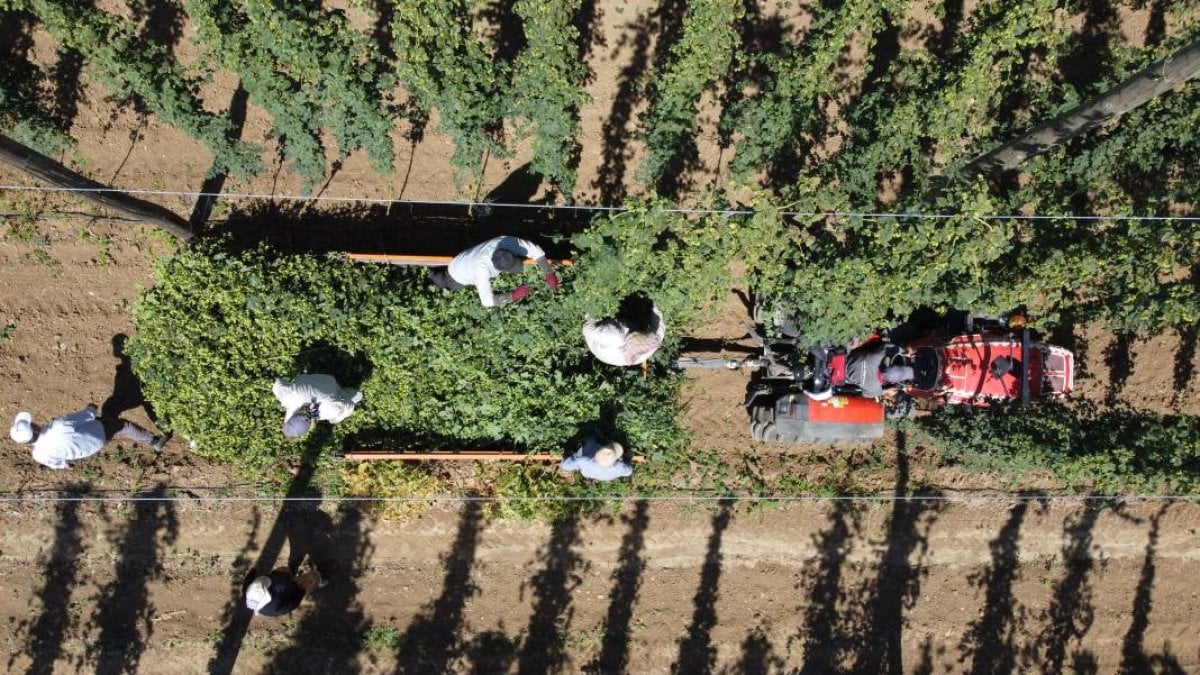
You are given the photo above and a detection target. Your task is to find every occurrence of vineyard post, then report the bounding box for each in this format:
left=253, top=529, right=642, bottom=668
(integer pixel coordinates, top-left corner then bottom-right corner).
left=0, top=134, right=194, bottom=242
left=963, top=37, right=1200, bottom=177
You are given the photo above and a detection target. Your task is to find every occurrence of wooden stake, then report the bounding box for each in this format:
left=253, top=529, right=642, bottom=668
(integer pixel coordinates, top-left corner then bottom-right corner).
left=0, top=134, right=194, bottom=242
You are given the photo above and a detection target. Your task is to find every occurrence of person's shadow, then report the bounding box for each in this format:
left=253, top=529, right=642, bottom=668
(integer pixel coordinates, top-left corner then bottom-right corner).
left=101, top=334, right=157, bottom=423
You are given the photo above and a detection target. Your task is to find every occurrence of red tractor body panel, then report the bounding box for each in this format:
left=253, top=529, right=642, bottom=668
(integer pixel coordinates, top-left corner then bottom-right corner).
left=910, top=334, right=1075, bottom=406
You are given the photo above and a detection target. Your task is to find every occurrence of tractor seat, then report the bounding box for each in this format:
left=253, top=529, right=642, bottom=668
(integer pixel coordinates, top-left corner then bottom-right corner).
left=911, top=347, right=939, bottom=390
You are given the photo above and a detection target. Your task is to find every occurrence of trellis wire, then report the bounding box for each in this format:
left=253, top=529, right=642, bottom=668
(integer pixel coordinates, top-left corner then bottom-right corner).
left=2, top=183, right=1199, bottom=222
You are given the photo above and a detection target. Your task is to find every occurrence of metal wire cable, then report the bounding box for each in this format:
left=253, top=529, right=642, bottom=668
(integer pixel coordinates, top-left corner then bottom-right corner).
left=3, top=183, right=1198, bottom=222
left=0, top=492, right=1196, bottom=503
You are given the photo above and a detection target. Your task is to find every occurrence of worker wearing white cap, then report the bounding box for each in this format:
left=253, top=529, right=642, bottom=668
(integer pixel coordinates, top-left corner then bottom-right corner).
left=10, top=406, right=165, bottom=470
left=272, top=374, right=364, bottom=439
left=243, top=565, right=321, bottom=617
left=560, top=438, right=634, bottom=481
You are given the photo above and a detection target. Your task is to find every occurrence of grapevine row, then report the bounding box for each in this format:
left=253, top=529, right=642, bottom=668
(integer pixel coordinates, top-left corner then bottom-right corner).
left=16, top=0, right=261, bottom=177
left=509, top=0, right=590, bottom=199
left=637, top=0, right=744, bottom=193
left=184, top=0, right=394, bottom=191
left=727, top=0, right=910, bottom=182
left=391, top=0, right=508, bottom=189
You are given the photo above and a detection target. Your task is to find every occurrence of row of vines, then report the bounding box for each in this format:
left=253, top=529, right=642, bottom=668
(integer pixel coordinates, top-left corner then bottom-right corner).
left=2, top=1, right=1199, bottom=209
left=3, top=1, right=1200, bottom=498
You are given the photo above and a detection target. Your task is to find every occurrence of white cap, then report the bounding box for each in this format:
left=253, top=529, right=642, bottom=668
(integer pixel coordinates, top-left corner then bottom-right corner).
left=10, top=412, right=33, bottom=444
left=594, top=442, right=624, bottom=467
left=245, top=576, right=272, bottom=612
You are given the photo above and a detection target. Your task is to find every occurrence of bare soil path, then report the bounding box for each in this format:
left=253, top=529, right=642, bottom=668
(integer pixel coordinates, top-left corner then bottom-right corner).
left=1, top=499, right=1198, bottom=674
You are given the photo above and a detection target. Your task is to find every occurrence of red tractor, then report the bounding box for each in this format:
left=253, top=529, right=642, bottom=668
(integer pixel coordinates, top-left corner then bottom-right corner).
left=719, top=309, right=1075, bottom=443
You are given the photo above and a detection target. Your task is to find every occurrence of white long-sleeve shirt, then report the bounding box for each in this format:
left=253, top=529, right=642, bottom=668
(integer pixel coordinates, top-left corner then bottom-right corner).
left=582, top=307, right=666, bottom=366
left=447, top=236, right=546, bottom=307
left=32, top=408, right=106, bottom=470
left=272, top=374, right=363, bottom=424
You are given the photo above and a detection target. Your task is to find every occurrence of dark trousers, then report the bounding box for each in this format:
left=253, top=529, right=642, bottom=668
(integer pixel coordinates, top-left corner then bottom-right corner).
left=428, top=267, right=465, bottom=291
left=99, top=417, right=157, bottom=446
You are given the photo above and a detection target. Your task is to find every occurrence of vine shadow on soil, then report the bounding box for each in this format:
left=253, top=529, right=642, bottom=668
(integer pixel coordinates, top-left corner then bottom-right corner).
left=1058, top=0, right=1122, bottom=95
left=515, top=511, right=586, bottom=675
left=210, top=200, right=587, bottom=260
left=672, top=499, right=735, bottom=675
left=845, top=433, right=945, bottom=673
left=10, top=484, right=88, bottom=675
left=208, top=425, right=375, bottom=675
left=130, top=0, right=187, bottom=58
left=592, top=0, right=686, bottom=204
left=88, top=483, right=179, bottom=675
left=585, top=499, right=650, bottom=674
left=477, top=0, right=527, bottom=66
left=190, top=84, right=250, bottom=228
left=729, top=626, right=784, bottom=675
left=394, top=500, right=486, bottom=674
left=1035, top=498, right=1112, bottom=673
left=795, top=432, right=944, bottom=673
left=956, top=495, right=1048, bottom=674
left=1117, top=503, right=1187, bottom=674
left=1171, top=325, right=1198, bottom=408
left=1103, top=332, right=1134, bottom=406
left=0, top=10, right=82, bottom=142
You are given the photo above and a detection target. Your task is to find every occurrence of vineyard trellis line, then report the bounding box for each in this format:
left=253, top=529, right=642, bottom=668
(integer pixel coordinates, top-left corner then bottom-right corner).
left=2, top=183, right=1198, bottom=222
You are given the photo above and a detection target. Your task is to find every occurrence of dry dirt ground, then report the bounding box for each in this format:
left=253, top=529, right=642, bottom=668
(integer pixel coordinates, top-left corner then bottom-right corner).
left=2, top=1, right=1199, bottom=672
left=1, top=499, right=1199, bottom=674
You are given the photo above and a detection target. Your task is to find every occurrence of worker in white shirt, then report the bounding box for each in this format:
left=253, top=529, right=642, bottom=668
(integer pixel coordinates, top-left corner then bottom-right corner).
left=561, top=438, right=634, bottom=481
left=583, top=303, right=666, bottom=367
left=272, top=374, right=364, bottom=439
left=9, top=406, right=165, bottom=470
left=428, top=236, right=559, bottom=307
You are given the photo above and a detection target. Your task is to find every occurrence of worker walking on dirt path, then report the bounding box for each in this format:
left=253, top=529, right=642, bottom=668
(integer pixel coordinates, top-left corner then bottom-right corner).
left=9, top=405, right=166, bottom=470
left=583, top=302, right=665, bottom=367
left=429, top=236, right=559, bottom=307
left=243, top=563, right=322, bottom=617
left=561, top=438, right=634, bottom=481
left=273, top=374, right=363, bottom=439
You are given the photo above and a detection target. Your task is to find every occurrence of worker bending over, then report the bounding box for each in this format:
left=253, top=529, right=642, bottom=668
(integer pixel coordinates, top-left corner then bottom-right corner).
left=429, top=236, right=559, bottom=307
